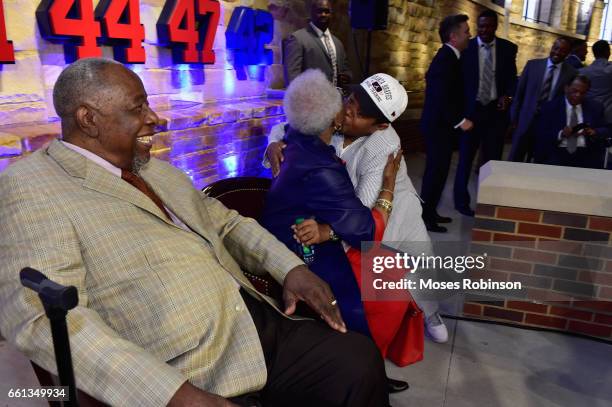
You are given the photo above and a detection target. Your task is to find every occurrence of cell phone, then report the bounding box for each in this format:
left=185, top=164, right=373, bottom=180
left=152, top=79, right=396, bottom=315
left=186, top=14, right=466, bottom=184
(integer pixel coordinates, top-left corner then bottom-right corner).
left=572, top=123, right=589, bottom=134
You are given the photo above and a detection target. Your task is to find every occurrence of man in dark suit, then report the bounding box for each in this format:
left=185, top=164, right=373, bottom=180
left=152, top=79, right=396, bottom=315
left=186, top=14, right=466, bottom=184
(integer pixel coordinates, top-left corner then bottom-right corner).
left=509, top=37, right=577, bottom=162
left=535, top=75, right=610, bottom=168
left=453, top=9, right=518, bottom=216
left=580, top=40, right=612, bottom=124
left=420, top=14, right=473, bottom=233
left=566, top=39, right=588, bottom=69
left=283, top=0, right=352, bottom=87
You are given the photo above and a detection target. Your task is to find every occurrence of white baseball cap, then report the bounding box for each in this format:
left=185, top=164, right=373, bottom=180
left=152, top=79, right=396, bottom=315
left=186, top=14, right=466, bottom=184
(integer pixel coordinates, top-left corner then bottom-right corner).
left=359, top=73, right=408, bottom=122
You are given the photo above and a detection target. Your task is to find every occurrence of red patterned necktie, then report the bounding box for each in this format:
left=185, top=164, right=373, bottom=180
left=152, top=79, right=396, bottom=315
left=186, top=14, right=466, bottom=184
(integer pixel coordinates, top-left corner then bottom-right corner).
left=121, top=169, right=171, bottom=220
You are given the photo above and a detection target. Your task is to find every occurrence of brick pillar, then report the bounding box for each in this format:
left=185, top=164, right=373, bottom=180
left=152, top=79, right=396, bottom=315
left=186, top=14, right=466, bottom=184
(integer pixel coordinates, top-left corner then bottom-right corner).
left=587, top=0, right=606, bottom=43
left=509, top=0, right=524, bottom=17
left=566, top=0, right=581, bottom=33
left=558, top=0, right=572, bottom=31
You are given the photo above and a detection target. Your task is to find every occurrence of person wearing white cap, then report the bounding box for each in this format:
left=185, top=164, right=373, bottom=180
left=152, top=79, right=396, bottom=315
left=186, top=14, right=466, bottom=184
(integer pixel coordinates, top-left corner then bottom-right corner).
left=264, top=73, right=449, bottom=344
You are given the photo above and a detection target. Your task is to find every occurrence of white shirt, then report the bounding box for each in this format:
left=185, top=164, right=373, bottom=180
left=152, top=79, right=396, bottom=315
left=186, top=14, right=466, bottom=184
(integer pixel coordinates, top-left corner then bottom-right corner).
left=331, top=127, right=432, bottom=253
left=544, top=58, right=563, bottom=101
left=477, top=36, right=497, bottom=102
left=61, top=141, right=192, bottom=231
left=444, top=43, right=467, bottom=129
left=557, top=99, right=586, bottom=148
left=310, top=22, right=337, bottom=59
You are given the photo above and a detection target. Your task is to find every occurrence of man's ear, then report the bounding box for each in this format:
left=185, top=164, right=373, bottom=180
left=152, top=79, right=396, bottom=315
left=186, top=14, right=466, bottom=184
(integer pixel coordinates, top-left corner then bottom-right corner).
left=75, top=105, right=99, bottom=138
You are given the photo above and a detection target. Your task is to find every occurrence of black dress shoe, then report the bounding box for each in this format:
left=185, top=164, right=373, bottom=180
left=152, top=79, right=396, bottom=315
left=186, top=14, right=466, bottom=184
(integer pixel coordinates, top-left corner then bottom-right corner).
left=425, top=221, right=448, bottom=233
left=386, top=377, right=409, bottom=393
left=455, top=206, right=475, bottom=217
left=434, top=213, right=452, bottom=224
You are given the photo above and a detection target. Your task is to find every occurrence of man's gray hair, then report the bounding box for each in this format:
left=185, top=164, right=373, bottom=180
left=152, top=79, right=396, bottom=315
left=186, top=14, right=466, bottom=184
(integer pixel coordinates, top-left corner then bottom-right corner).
left=283, top=69, right=342, bottom=136
left=53, top=58, right=121, bottom=118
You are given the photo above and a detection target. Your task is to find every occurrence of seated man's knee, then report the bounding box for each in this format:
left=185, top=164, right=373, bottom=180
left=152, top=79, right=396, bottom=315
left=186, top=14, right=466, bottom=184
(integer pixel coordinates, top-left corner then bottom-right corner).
left=336, top=332, right=386, bottom=384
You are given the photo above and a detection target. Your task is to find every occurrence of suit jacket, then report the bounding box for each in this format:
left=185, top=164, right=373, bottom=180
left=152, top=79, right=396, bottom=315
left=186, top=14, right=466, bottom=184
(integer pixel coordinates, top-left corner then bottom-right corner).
left=0, top=140, right=304, bottom=406
left=566, top=54, right=584, bottom=69
left=534, top=96, right=610, bottom=167
left=421, top=45, right=465, bottom=133
left=509, top=58, right=577, bottom=156
left=580, top=59, right=612, bottom=123
left=462, top=36, right=518, bottom=118
left=283, top=25, right=352, bottom=85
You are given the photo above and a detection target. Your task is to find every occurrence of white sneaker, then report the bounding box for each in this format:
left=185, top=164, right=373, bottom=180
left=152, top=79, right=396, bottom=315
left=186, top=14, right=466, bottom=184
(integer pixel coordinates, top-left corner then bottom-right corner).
left=425, top=312, right=448, bottom=343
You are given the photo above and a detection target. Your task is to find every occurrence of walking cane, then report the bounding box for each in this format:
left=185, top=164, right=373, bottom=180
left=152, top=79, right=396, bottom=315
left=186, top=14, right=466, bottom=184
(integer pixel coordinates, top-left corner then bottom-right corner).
left=20, top=267, right=80, bottom=407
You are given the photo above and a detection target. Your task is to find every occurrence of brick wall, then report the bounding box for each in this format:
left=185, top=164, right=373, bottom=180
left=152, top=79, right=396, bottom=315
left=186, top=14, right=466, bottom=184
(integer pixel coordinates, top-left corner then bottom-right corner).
left=467, top=204, right=612, bottom=340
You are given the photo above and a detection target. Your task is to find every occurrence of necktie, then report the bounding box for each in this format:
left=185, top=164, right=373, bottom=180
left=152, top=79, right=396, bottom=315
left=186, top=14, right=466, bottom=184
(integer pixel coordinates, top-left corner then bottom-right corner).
left=539, top=65, right=557, bottom=104
left=478, top=43, right=494, bottom=105
left=121, top=169, right=171, bottom=220
left=567, top=106, right=578, bottom=154
left=322, top=33, right=338, bottom=86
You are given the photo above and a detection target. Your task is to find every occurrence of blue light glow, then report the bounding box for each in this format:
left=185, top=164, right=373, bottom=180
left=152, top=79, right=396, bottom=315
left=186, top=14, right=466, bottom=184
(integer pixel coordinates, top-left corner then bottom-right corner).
left=221, top=155, right=238, bottom=176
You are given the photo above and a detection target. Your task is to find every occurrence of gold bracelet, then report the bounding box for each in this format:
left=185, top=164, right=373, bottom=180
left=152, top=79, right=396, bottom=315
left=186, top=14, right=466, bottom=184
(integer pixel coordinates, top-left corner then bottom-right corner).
left=375, top=198, right=393, bottom=214
left=380, top=188, right=394, bottom=195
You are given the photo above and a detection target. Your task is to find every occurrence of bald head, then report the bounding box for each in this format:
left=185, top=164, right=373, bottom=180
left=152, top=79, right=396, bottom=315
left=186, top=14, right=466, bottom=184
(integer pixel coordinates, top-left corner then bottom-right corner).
left=53, top=58, right=124, bottom=119
left=52, top=58, right=158, bottom=172
left=311, top=0, right=332, bottom=31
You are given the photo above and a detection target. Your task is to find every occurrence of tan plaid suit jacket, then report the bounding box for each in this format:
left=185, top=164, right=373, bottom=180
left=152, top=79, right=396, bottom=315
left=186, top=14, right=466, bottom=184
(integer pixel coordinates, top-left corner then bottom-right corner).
left=0, top=140, right=304, bottom=406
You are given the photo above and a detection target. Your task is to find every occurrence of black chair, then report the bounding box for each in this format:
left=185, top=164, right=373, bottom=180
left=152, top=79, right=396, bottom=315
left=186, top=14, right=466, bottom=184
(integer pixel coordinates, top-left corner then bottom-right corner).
left=203, top=176, right=283, bottom=300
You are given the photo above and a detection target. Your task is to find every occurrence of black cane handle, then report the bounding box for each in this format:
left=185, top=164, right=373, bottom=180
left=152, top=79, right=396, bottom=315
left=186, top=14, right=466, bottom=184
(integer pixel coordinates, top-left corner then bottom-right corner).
left=20, top=267, right=78, bottom=312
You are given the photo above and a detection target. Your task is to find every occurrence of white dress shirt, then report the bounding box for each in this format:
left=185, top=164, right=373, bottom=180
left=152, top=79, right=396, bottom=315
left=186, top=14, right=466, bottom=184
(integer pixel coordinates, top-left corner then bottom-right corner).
left=331, top=127, right=432, bottom=252
left=310, top=22, right=337, bottom=60
left=557, top=99, right=585, bottom=148
left=477, top=36, right=497, bottom=102
left=61, top=141, right=192, bottom=231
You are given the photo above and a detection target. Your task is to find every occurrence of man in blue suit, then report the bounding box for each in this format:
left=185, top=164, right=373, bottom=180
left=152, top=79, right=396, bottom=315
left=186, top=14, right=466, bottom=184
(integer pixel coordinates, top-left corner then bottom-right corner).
left=453, top=9, right=518, bottom=216
left=535, top=75, right=610, bottom=168
left=509, top=37, right=577, bottom=162
left=420, top=14, right=473, bottom=233
left=566, top=39, right=587, bottom=69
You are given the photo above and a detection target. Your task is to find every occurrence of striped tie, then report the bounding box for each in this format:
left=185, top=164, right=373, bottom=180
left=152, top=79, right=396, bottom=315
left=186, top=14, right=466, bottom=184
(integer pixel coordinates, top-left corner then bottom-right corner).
left=322, top=33, right=338, bottom=86
left=478, top=43, right=494, bottom=105
left=539, top=65, right=557, bottom=105
left=567, top=106, right=578, bottom=154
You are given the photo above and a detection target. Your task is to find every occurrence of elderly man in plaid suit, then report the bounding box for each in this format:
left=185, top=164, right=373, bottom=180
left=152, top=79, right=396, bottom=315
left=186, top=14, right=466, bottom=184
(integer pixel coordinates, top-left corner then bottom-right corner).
left=0, top=58, right=388, bottom=407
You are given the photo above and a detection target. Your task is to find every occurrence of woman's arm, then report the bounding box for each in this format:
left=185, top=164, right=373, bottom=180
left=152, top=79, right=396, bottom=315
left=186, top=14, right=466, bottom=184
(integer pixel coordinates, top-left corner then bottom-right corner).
left=294, top=151, right=402, bottom=246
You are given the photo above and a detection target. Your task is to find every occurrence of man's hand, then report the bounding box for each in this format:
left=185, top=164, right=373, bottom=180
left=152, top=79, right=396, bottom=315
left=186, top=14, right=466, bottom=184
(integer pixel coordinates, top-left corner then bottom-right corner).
left=583, top=127, right=597, bottom=137
left=168, top=382, right=238, bottom=407
left=562, top=126, right=573, bottom=138
left=283, top=265, right=347, bottom=333
left=460, top=119, right=474, bottom=132
left=338, top=73, right=352, bottom=88
left=497, top=96, right=511, bottom=111
left=292, top=219, right=331, bottom=245
left=265, top=141, right=287, bottom=177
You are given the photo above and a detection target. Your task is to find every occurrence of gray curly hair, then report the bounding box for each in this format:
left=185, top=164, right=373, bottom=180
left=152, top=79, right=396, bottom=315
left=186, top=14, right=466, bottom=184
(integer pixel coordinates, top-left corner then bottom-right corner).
left=283, top=69, right=342, bottom=136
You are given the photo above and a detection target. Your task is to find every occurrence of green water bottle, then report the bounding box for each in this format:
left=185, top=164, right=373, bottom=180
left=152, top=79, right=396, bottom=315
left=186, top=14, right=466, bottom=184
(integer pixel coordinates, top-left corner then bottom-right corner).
left=295, top=217, right=315, bottom=264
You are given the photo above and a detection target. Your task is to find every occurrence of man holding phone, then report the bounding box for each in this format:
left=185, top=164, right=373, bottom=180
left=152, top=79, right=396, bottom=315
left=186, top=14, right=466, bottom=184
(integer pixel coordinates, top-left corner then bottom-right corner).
left=534, top=74, right=610, bottom=168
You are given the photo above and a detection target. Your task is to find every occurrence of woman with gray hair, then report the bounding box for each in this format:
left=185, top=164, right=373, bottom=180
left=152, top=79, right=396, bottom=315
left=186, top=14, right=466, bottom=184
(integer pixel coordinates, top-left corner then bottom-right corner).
left=260, top=70, right=410, bottom=392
